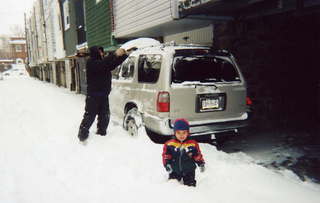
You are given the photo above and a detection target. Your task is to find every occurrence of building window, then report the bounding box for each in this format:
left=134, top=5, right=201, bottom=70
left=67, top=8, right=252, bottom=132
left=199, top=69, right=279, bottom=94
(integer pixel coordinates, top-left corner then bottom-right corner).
left=15, top=45, right=22, bottom=52
left=63, top=0, right=70, bottom=30
left=16, top=59, right=23, bottom=64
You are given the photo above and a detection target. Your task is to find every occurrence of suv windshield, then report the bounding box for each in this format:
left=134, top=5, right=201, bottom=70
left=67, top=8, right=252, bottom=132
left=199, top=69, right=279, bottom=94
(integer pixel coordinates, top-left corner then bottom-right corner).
left=172, top=53, right=240, bottom=83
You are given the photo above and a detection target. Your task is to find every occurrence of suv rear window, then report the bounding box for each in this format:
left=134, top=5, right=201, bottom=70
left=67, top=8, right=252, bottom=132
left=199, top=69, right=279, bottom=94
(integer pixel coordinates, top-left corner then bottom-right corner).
left=138, top=54, right=162, bottom=83
left=172, top=52, right=240, bottom=83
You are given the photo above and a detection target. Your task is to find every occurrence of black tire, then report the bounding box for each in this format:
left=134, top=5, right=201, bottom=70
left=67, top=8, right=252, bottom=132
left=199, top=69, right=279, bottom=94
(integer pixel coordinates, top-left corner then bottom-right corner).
left=123, top=107, right=140, bottom=136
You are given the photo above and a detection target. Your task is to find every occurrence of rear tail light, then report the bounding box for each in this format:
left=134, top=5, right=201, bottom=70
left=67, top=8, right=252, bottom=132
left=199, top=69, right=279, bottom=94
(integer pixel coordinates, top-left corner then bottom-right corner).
left=246, top=96, right=253, bottom=105
left=157, top=91, right=170, bottom=112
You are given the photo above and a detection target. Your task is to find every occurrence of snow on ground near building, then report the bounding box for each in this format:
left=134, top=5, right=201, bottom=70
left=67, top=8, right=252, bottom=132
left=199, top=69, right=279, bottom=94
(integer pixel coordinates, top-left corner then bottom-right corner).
left=2, top=64, right=29, bottom=78
left=0, top=77, right=319, bottom=203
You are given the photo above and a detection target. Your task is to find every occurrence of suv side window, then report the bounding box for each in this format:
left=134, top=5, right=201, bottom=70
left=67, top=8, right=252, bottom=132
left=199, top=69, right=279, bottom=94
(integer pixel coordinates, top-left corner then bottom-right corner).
left=138, top=54, right=162, bottom=83
left=112, top=66, right=121, bottom=79
left=119, top=56, right=135, bottom=80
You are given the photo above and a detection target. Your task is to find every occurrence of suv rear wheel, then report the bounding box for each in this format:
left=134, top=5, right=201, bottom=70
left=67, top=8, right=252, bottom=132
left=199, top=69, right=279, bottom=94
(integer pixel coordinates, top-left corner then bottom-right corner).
left=123, top=107, right=141, bottom=136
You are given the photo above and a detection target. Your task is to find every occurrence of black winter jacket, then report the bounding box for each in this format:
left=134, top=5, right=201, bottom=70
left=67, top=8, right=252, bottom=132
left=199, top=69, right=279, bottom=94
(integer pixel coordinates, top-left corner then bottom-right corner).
left=86, top=46, right=127, bottom=96
left=162, top=138, right=205, bottom=174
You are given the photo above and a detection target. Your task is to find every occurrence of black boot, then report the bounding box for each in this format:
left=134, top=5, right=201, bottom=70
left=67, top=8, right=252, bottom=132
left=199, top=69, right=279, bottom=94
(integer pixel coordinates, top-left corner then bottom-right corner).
left=78, top=127, right=89, bottom=141
left=183, top=171, right=196, bottom=187
left=96, top=129, right=106, bottom=136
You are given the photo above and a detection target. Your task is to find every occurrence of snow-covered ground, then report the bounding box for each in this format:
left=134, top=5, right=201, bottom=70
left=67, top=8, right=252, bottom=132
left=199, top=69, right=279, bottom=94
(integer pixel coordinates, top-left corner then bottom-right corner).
left=0, top=77, right=319, bottom=203
left=2, top=64, right=29, bottom=78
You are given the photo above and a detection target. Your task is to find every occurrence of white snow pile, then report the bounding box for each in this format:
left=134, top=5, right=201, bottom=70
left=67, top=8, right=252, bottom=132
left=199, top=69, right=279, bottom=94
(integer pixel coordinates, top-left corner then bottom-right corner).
left=2, top=64, right=29, bottom=78
left=120, top=38, right=161, bottom=50
left=0, top=77, right=319, bottom=203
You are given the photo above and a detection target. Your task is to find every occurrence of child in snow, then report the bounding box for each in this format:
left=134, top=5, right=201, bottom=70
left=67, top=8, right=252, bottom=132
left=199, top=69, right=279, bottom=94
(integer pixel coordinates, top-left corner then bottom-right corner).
left=162, top=119, right=205, bottom=187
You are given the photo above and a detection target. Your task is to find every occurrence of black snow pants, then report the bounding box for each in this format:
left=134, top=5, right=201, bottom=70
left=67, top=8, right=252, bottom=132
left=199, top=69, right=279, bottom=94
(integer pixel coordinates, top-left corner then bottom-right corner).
left=78, top=95, right=110, bottom=141
left=169, top=170, right=196, bottom=186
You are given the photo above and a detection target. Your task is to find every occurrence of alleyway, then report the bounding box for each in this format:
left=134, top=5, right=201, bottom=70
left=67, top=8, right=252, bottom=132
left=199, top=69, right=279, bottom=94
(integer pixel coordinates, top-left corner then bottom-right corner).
left=0, top=77, right=319, bottom=203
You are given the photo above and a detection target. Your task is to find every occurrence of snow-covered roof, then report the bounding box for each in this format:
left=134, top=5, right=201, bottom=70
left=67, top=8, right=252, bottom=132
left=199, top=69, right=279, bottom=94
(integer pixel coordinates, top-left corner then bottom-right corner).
left=9, top=40, right=26, bottom=45
left=0, top=59, right=14, bottom=62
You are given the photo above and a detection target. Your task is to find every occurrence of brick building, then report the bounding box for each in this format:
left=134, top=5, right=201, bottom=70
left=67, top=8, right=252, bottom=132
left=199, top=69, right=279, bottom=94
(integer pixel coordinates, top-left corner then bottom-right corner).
left=9, top=37, right=27, bottom=64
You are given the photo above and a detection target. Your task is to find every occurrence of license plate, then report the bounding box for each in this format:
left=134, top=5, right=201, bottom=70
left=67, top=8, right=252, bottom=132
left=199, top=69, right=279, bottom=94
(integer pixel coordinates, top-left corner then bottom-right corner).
left=201, top=98, right=219, bottom=109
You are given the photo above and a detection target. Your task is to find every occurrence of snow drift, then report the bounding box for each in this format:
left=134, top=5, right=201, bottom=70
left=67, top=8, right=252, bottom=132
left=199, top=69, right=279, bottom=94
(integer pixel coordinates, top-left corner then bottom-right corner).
left=0, top=77, right=319, bottom=203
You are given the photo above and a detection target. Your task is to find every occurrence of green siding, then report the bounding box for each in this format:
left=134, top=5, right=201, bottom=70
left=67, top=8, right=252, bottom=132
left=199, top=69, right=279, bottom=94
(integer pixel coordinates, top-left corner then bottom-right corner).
left=64, top=0, right=78, bottom=56
left=85, top=0, right=114, bottom=49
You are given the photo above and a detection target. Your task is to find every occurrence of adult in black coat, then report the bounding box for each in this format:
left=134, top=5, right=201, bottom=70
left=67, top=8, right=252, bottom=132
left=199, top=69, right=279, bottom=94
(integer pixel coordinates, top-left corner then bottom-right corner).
left=78, top=46, right=128, bottom=142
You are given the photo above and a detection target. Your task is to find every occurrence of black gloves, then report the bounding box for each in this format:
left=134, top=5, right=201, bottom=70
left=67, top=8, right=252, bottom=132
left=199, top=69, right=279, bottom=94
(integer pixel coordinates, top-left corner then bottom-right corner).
left=165, top=164, right=173, bottom=173
left=125, top=47, right=138, bottom=55
left=198, top=163, right=205, bottom=173
left=185, top=147, right=198, bottom=158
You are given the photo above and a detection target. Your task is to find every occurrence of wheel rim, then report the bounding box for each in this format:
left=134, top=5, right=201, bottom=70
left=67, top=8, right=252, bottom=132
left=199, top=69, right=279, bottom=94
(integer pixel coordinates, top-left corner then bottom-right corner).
left=127, top=119, right=138, bottom=136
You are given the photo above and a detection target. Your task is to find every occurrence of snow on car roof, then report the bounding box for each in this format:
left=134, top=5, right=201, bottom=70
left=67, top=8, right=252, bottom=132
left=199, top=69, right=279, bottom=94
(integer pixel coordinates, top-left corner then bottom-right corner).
left=130, top=43, right=210, bottom=55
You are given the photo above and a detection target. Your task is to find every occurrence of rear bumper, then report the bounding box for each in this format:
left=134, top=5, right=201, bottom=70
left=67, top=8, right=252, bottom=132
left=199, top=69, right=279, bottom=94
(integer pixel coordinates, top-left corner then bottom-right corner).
left=143, top=114, right=249, bottom=138
left=189, top=120, right=249, bottom=136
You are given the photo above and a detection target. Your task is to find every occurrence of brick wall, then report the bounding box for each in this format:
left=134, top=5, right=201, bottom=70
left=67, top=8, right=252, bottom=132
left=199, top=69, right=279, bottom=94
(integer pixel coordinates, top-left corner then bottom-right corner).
left=10, top=44, right=27, bottom=63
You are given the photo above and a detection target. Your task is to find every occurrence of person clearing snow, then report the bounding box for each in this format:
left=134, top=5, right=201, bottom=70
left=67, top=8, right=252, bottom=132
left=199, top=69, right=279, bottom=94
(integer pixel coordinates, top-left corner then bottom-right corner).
left=77, top=47, right=129, bottom=142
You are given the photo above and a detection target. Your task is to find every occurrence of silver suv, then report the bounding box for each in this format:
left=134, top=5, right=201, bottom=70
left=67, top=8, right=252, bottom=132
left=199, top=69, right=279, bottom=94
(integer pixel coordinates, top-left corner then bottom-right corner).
left=109, top=44, right=249, bottom=143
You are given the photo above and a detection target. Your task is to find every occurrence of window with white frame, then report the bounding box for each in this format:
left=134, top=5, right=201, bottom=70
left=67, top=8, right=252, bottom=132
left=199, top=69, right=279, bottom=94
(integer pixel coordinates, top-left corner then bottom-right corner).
left=63, top=0, right=70, bottom=30
left=15, top=45, right=22, bottom=52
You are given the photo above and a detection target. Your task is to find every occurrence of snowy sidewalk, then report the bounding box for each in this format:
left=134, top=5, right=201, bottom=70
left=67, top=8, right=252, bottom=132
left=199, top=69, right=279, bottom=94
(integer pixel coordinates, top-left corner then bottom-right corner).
left=0, top=77, right=319, bottom=203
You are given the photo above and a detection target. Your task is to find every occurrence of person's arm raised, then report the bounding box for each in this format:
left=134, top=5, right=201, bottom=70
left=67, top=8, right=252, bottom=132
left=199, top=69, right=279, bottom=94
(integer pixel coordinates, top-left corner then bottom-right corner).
left=100, top=48, right=128, bottom=71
